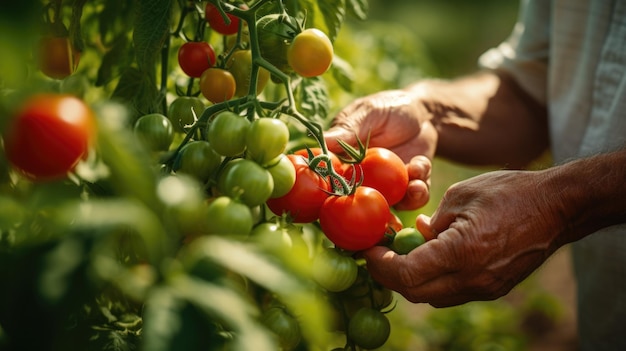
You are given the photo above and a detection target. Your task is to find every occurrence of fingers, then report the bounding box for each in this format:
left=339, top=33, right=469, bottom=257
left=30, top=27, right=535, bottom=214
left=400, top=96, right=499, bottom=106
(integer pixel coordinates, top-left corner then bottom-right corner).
left=394, top=155, right=432, bottom=211
left=323, top=126, right=358, bottom=154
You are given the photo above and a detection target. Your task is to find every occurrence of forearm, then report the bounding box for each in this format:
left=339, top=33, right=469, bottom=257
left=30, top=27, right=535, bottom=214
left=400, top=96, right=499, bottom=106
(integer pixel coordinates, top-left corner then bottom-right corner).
left=544, top=148, right=626, bottom=246
left=405, top=70, right=549, bottom=168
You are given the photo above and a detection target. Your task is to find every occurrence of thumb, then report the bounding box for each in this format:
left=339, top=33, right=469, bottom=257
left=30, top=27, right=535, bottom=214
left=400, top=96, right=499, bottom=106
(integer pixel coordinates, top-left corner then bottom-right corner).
left=323, top=126, right=357, bottom=154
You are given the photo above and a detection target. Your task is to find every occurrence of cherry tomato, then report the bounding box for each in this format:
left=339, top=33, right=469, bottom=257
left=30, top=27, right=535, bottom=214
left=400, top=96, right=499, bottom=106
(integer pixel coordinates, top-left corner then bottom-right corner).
left=250, top=221, right=306, bottom=254
left=205, top=3, right=241, bottom=35
left=264, top=154, right=296, bottom=198
left=37, top=36, right=80, bottom=80
left=256, top=13, right=299, bottom=74
left=3, top=94, right=95, bottom=180
left=173, top=140, right=221, bottom=182
left=391, top=227, right=425, bottom=254
left=218, top=158, right=274, bottom=207
left=199, top=68, right=236, bottom=103
left=226, top=50, right=270, bottom=97
left=311, top=247, right=358, bottom=292
left=167, top=96, right=206, bottom=133
left=266, top=154, right=330, bottom=223
left=343, top=147, right=408, bottom=206
left=205, top=196, right=253, bottom=236
left=347, top=307, right=391, bottom=349
left=246, top=117, right=289, bottom=165
left=134, top=113, right=174, bottom=151
left=206, top=111, right=250, bottom=157
left=287, top=28, right=333, bottom=77
left=260, top=307, right=301, bottom=351
left=319, top=186, right=390, bottom=251
left=177, top=41, right=217, bottom=78
left=293, top=147, right=343, bottom=176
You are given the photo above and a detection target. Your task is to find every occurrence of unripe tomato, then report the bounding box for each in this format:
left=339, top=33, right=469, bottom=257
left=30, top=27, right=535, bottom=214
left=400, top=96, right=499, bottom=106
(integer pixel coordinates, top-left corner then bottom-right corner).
left=134, top=113, right=174, bottom=151
left=391, top=227, right=425, bottom=254
left=260, top=307, right=301, bottom=351
left=206, top=196, right=254, bottom=236
left=311, top=248, right=358, bottom=292
left=3, top=94, right=95, bottom=180
left=265, top=154, right=296, bottom=198
left=246, top=118, right=289, bottom=165
left=173, top=140, right=221, bottom=182
left=256, top=14, right=299, bottom=74
left=218, top=159, right=274, bottom=207
left=205, top=3, right=241, bottom=35
left=199, top=68, right=236, bottom=103
left=227, top=50, right=270, bottom=97
left=38, top=36, right=80, bottom=80
left=177, top=41, right=217, bottom=78
left=287, top=28, right=333, bottom=77
left=347, top=307, right=391, bottom=349
left=207, top=111, right=250, bottom=156
left=167, top=96, right=206, bottom=132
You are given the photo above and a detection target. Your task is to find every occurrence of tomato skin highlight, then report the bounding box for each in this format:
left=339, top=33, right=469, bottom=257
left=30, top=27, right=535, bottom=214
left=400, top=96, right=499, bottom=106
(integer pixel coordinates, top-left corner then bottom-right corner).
left=3, top=94, right=95, bottom=180
left=177, top=41, right=216, bottom=78
left=266, top=154, right=330, bottom=223
left=319, top=186, right=390, bottom=251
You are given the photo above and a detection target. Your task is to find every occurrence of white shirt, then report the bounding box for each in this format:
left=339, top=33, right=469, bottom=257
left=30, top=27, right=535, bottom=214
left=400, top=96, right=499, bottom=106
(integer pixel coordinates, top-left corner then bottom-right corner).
left=479, top=0, right=626, bottom=349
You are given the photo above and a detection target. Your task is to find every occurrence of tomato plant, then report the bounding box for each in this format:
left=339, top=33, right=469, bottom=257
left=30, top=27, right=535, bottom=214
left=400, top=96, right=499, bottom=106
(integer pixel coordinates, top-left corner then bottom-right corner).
left=319, top=186, right=390, bottom=251
left=260, top=306, right=302, bottom=351
left=3, top=94, right=95, bottom=180
left=266, top=154, right=331, bottom=223
left=293, top=147, right=344, bottom=176
left=347, top=307, right=391, bottom=349
left=256, top=13, right=299, bottom=74
left=205, top=2, right=241, bottom=35
left=37, top=36, right=80, bottom=80
left=199, top=68, right=236, bottom=103
left=287, top=28, right=334, bottom=77
left=343, top=147, right=409, bottom=206
left=177, top=41, right=217, bottom=78
left=311, top=247, right=358, bottom=292
left=217, top=158, right=274, bottom=207
left=264, top=154, right=296, bottom=198
left=173, top=140, right=221, bottom=182
left=167, top=96, right=206, bottom=133
left=134, top=113, right=174, bottom=151
left=246, top=117, right=290, bottom=165
left=227, top=49, right=270, bottom=97
left=205, top=196, right=254, bottom=236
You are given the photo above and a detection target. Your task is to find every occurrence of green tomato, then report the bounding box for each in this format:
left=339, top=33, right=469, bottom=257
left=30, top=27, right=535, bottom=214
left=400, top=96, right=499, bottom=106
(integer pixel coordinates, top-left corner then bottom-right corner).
left=246, top=117, right=289, bottom=165
left=256, top=13, right=299, bottom=74
left=134, top=113, right=174, bottom=151
left=173, top=140, right=221, bottom=182
left=348, top=307, right=391, bottom=350
left=227, top=50, right=271, bottom=97
left=218, top=159, right=274, bottom=207
left=205, top=196, right=253, bottom=236
left=207, top=111, right=251, bottom=157
left=167, top=96, right=206, bottom=133
left=260, top=307, right=301, bottom=351
left=311, top=248, right=358, bottom=292
left=392, top=227, right=425, bottom=254
left=265, top=154, right=296, bottom=198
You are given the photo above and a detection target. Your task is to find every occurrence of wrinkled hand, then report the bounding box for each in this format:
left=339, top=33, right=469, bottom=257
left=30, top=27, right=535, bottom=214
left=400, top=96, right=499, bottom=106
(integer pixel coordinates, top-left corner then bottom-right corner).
left=362, top=170, right=567, bottom=307
left=324, top=89, right=437, bottom=210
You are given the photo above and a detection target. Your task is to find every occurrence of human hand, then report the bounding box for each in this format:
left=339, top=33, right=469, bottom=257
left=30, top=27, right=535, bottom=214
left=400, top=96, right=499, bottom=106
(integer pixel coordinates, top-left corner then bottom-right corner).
left=324, top=89, right=437, bottom=210
left=362, top=170, right=567, bottom=307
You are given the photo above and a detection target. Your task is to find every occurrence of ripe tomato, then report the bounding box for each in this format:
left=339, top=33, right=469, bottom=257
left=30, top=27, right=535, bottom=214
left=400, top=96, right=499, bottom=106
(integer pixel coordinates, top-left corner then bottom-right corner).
left=218, top=158, right=274, bottom=207
left=264, top=154, right=296, bottom=198
left=347, top=307, right=391, bottom=349
left=167, top=96, right=206, bottom=133
left=266, top=154, right=330, bottom=223
left=37, top=36, right=80, bottom=80
left=173, top=140, right=221, bottom=182
left=287, top=28, right=333, bottom=77
left=256, top=14, right=299, bottom=74
left=134, top=113, right=174, bottom=151
left=319, top=186, right=390, bottom=251
left=205, top=196, right=253, bottom=236
left=226, top=50, right=270, bottom=97
left=293, top=147, right=343, bottom=176
left=205, top=3, right=241, bottom=35
left=245, top=117, right=289, bottom=165
left=206, top=111, right=250, bottom=156
left=391, top=227, right=425, bottom=254
left=260, top=307, right=301, bottom=351
left=343, top=147, right=408, bottom=206
left=311, top=247, right=358, bottom=292
left=199, top=68, right=236, bottom=103
left=177, top=41, right=217, bottom=78
left=3, top=94, right=95, bottom=180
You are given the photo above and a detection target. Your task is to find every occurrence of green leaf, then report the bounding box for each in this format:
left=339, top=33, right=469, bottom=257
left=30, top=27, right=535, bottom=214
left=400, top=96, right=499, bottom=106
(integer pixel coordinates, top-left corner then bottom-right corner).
left=111, top=67, right=163, bottom=117
left=330, top=55, right=354, bottom=92
left=346, top=0, right=369, bottom=20
left=317, top=0, right=346, bottom=42
left=296, top=76, right=329, bottom=123
left=133, top=0, right=172, bottom=71
left=96, top=36, right=134, bottom=87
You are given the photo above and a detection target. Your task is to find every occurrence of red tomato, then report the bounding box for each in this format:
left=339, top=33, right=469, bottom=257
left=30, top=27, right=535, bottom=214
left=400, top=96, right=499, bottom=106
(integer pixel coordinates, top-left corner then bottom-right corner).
left=205, top=3, right=241, bottom=35
left=266, top=154, right=330, bottom=223
left=343, top=147, right=408, bottom=206
left=177, top=42, right=217, bottom=78
left=319, top=186, right=390, bottom=251
left=293, top=147, right=343, bottom=176
left=3, top=94, right=96, bottom=180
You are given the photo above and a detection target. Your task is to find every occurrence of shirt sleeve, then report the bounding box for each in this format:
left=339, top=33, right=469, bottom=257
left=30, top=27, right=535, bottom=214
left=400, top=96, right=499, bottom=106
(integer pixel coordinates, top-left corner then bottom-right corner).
left=478, top=0, right=550, bottom=105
